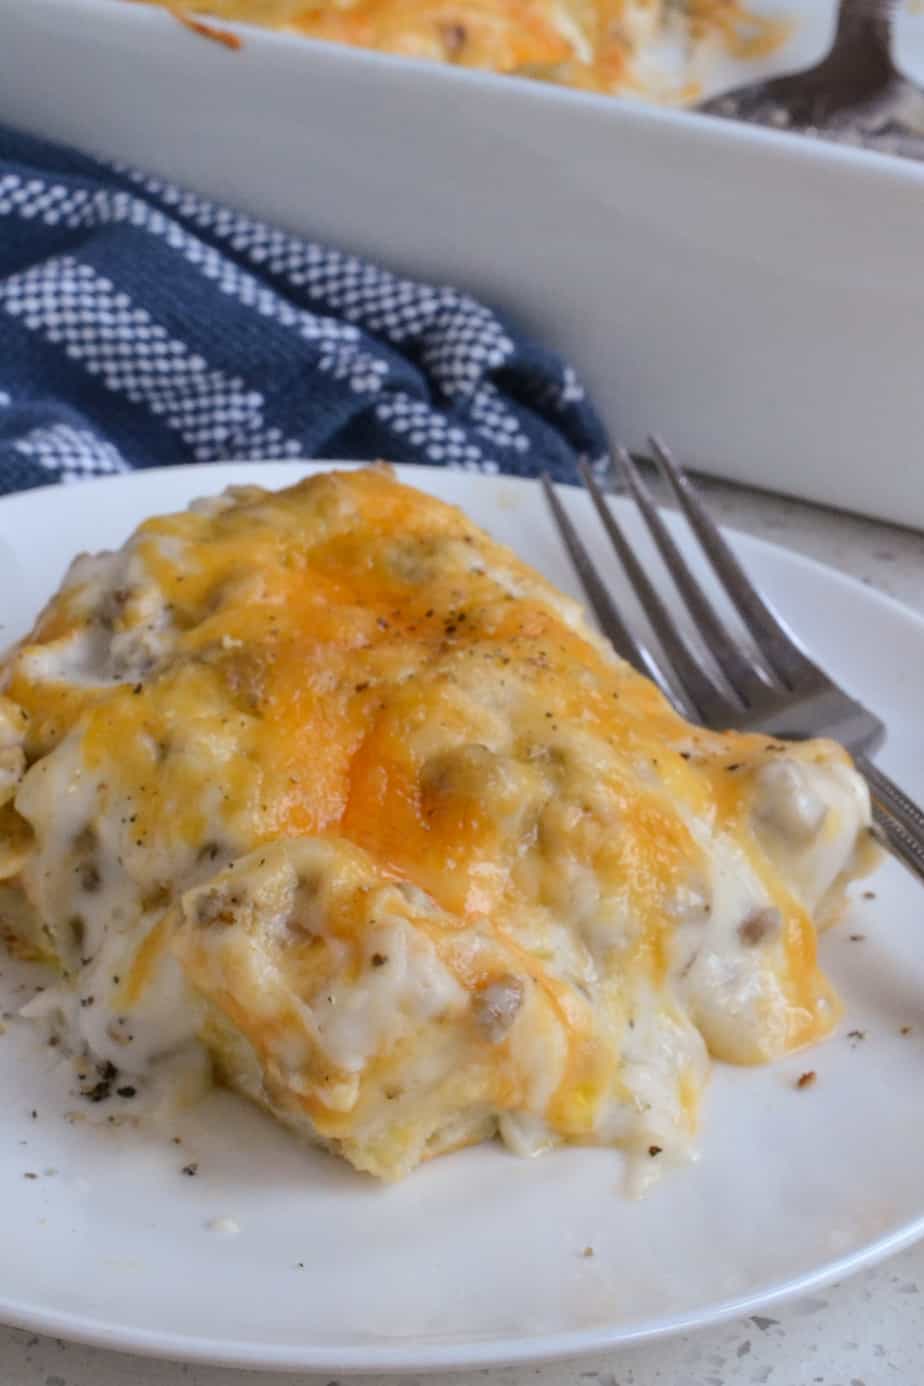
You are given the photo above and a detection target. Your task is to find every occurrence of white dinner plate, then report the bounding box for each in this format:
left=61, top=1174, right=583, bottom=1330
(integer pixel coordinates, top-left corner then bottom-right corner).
left=0, top=462, right=922, bottom=1373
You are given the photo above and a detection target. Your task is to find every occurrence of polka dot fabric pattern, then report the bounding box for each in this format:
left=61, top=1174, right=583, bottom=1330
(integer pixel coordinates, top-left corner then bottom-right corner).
left=0, top=126, right=608, bottom=495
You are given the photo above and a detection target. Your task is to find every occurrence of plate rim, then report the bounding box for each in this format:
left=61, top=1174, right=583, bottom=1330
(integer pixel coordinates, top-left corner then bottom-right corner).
left=0, top=1216, right=922, bottom=1373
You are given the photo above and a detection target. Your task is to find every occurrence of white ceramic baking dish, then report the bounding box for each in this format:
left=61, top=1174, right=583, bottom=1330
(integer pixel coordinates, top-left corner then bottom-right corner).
left=1, top=0, right=923, bottom=528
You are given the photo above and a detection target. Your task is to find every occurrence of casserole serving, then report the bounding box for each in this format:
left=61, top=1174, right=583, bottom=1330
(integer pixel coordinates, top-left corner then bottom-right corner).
left=0, top=466, right=876, bottom=1180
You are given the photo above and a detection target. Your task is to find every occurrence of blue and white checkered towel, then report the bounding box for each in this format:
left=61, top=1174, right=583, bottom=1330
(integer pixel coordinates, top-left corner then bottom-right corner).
left=0, top=125, right=607, bottom=496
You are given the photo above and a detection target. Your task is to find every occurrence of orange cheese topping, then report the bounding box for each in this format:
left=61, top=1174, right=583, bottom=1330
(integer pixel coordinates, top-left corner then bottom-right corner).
left=128, top=0, right=790, bottom=101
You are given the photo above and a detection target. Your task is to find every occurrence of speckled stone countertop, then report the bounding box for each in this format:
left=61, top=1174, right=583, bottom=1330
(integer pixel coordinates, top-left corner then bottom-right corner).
left=1, top=479, right=921, bottom=1386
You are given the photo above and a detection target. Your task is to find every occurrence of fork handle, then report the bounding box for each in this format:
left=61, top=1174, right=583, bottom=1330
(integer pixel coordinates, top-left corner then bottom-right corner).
left=856, top=754, right=924, bottom=884
left=834, top=0, right=895, bottom=48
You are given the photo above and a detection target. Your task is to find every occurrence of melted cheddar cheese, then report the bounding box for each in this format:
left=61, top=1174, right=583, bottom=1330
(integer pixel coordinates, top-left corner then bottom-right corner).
left=0, top=467, right=876, bottom=1180
left=133, top=0, right=789, bottom=101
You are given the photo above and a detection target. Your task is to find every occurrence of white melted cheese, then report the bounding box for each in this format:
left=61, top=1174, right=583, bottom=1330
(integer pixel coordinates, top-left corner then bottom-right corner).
left=14, top=732, right=206, bottom=1076
left=752, top=757, right=872, bottom=921
left=312, top=914, right=467, bottom=1072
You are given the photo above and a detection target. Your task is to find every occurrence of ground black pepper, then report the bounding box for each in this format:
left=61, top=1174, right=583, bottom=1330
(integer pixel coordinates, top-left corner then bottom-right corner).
left=81, top=1059, right=119, bottom=1103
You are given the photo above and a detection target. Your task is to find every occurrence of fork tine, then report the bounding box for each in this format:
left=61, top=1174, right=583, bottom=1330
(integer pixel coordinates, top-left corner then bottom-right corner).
left=577, top=462, right=735, bottom=724
left=612, top=449, right=773, bottom=708
left=649, top=437, right=822, bottom=690
left=540, top=474, right=670, bottom=690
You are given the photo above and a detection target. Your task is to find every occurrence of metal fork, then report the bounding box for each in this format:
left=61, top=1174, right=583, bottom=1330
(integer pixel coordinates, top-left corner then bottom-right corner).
left=698, top=0, right=924, bottom=163
left=541, top=440, right=924, bottom=884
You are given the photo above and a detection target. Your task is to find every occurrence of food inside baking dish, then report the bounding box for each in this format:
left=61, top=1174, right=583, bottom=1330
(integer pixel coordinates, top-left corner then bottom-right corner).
left=0, top=466, right=877, bottom=1181
left=133, top=0, right=789, bottom=101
